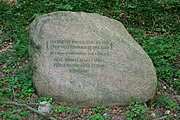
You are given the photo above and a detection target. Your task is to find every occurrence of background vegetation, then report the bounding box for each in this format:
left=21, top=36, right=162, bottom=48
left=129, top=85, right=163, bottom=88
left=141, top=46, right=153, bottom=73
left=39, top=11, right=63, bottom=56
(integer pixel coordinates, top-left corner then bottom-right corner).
left=0, top=0, right=179, bottom=119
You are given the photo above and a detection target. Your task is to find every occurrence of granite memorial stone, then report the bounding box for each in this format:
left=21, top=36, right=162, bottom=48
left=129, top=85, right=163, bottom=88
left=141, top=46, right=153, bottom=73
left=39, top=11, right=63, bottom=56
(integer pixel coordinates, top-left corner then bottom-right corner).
left=29, top=11, right=157, bottom=106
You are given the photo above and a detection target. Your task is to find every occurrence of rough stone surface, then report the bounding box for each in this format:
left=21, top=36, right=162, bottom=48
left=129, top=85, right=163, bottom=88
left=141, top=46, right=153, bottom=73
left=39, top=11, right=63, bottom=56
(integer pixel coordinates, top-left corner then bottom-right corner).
left=38, top=101, right=51, bottom=115
left=29, top=11, right=157, bottom=107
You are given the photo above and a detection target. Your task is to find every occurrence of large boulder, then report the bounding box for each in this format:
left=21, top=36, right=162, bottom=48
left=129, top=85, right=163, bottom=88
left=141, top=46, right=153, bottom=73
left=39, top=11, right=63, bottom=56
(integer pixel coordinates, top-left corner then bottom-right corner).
left=29, top=11, right=157, bottom=107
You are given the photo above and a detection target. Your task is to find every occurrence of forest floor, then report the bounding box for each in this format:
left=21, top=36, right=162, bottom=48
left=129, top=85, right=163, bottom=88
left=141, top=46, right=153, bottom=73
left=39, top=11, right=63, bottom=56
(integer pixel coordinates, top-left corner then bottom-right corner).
left=0, top=0, right=179, bottom=120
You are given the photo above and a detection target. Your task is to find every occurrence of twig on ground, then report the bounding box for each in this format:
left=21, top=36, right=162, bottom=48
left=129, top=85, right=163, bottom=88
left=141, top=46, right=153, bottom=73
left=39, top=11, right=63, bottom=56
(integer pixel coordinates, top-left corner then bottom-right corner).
left=154, top=116, right=167, bottom=120
left=2, top=101, right=57, bottom=120
left=159, top=79, right=177, bottom=94
left=63, top=112, right=73, bottom=120
left=27, top=103, right=41, bottom=106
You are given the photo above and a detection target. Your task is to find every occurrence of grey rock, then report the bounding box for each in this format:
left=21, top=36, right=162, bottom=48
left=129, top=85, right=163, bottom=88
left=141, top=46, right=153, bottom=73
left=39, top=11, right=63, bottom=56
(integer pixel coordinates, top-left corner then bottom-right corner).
left=38, top=101, right=51, bottom=114
left=29, top=11, right=157, bottom=107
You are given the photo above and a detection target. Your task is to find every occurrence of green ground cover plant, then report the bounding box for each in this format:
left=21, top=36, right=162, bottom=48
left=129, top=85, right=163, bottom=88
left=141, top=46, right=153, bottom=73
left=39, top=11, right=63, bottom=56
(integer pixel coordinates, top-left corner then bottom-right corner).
left=0, top=0, right=179, bottom=119
left=126, top=101, right=148, bottom=120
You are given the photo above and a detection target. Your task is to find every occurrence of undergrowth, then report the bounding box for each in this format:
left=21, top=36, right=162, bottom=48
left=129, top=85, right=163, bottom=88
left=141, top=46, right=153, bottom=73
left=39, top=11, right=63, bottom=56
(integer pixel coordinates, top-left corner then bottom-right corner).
left=0, top=0, right=179, bottom=119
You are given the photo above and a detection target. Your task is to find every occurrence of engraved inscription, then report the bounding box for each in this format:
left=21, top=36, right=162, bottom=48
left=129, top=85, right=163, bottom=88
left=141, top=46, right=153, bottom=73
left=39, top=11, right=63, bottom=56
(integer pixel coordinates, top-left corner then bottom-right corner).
left=48, top=40, right=112, bottom=73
